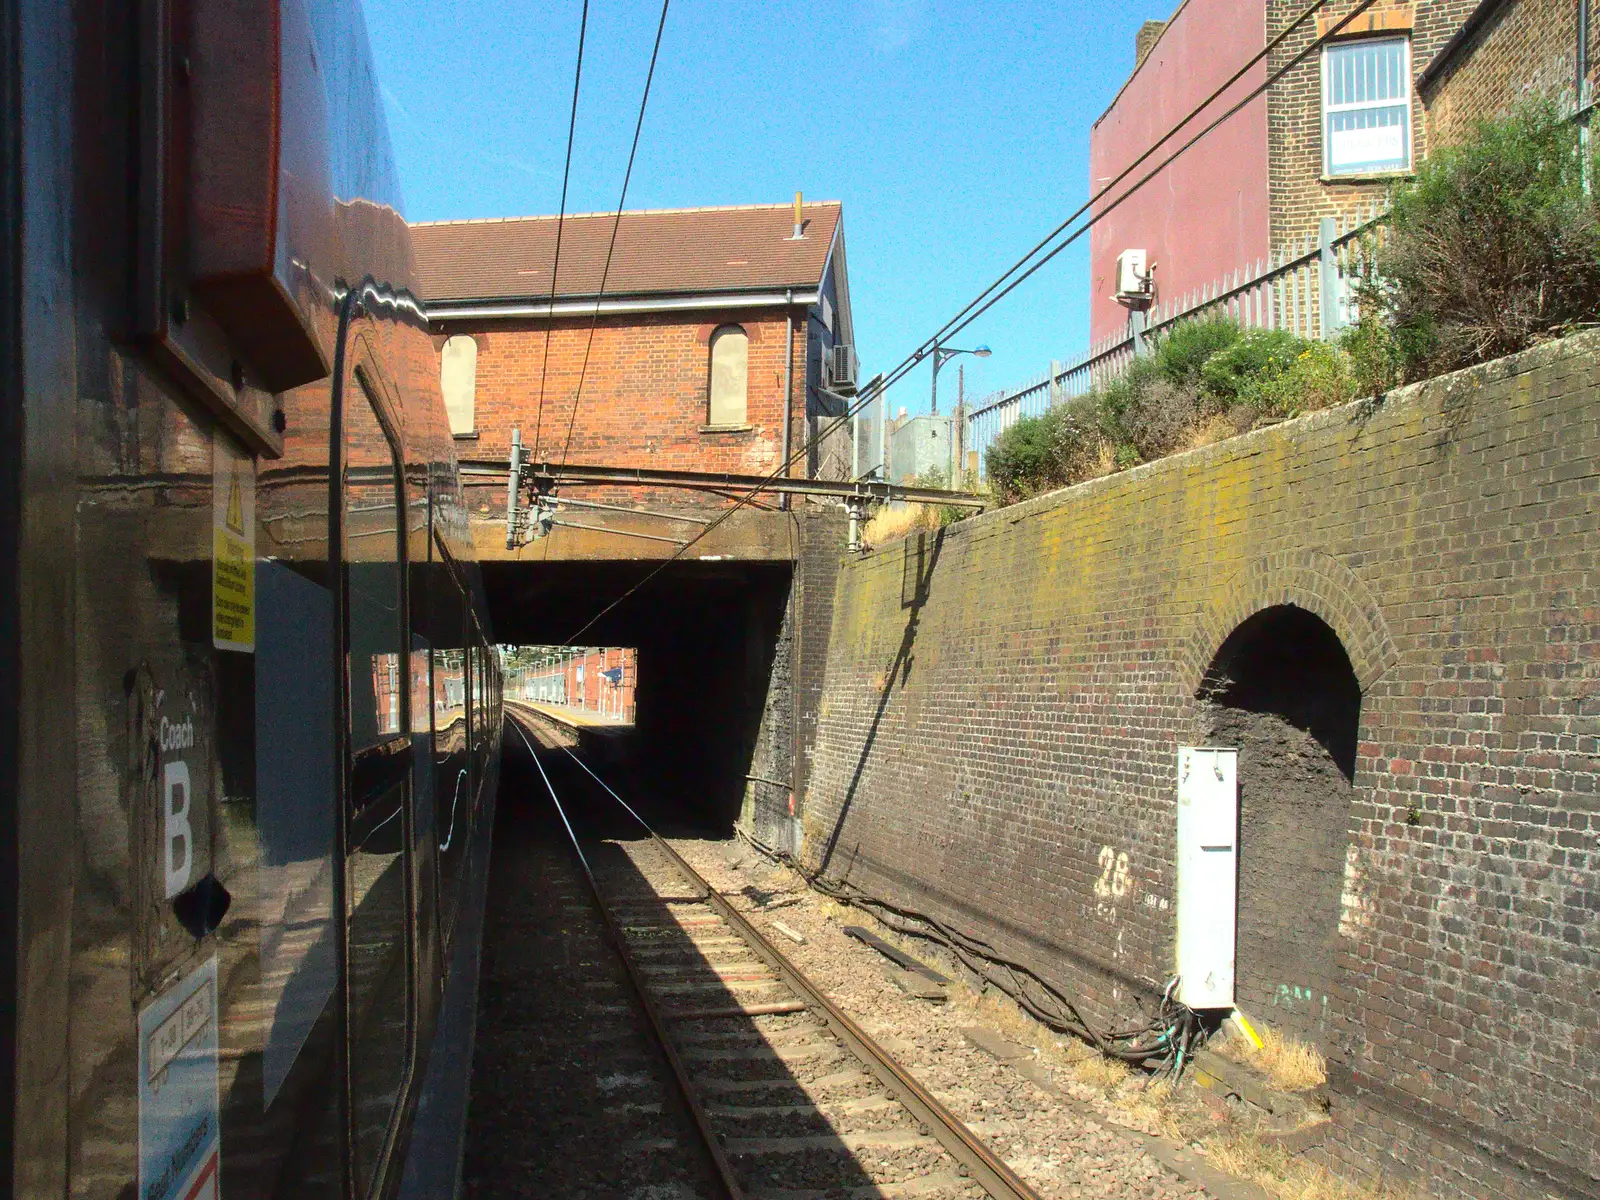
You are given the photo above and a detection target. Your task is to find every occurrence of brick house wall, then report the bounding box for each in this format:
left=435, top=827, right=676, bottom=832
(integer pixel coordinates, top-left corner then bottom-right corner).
left=412, top=202, right=853, bottom=529
left=435, top=308, right=809, bottom=518
left=1266, top=0, right=1478, bottom=248
left=1089, top=1, right=1489, bottom=341
left=801, top=332, right=1600, bottom=1200
left=1420, top=0, right=1597, bottom=146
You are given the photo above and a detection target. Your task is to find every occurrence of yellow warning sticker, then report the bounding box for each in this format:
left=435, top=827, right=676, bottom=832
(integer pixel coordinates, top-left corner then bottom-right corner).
left=213, top=437, right=255, bottom=652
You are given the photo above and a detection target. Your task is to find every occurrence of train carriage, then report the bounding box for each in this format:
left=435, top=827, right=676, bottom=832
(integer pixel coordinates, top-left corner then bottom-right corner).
left=2, top=0, right=502, bottom=1196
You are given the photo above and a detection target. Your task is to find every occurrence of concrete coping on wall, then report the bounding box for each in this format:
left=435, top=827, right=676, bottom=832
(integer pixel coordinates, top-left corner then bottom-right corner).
left=865, top=327, right=1600, bottom=694
left=946, top=327, right=1600, bottom=540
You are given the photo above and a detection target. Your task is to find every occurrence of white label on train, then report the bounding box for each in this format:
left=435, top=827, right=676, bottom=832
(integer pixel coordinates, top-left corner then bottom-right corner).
left=212, top=437, right=255, bottom=653
left=139, top=955, right=221, bottom=1200
left=160, top=715, right=195, bottom=752
left=163, top=760, right=193, bottom=900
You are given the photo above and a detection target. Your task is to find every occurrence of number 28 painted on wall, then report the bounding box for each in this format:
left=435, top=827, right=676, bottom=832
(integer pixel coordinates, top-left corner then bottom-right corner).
left=1094, top=845, right=1130, bottom=900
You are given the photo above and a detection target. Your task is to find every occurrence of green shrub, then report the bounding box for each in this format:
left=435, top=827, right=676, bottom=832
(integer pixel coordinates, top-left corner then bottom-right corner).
left=1097, top=367, right=1201, bottom=459
left=984, top=394, right=1108, bottom=501
left=985, top=411, right=1061, bottom=501
left=1249, top=342, right=1355, bottom=418
left=1367, top=99, right=1600, bottom=378
left=1154, top=316, right=1241, bottom=388
left=1338, top=311, right=1403, bottom=396
left=1200, top=329, right=1311, bottom=405
left=984, top=319, right=1354, bottom=505
left=1053, top=394, right=1109, bottom=479
left=1092, top=356, right=1160, bottom=447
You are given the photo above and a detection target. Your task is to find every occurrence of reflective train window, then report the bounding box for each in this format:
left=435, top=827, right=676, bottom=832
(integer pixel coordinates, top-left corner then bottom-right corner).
left=427, top=538, right=471, bottom=942
left=471, top=638, right=487, bottom=796
left=344, top=368, right=414, bottom=1194
left=472, top=639, right=487, bottom=791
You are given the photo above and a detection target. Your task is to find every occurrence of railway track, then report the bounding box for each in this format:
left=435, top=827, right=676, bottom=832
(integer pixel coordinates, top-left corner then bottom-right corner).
left=505, top=711, right=1044, bottom=1200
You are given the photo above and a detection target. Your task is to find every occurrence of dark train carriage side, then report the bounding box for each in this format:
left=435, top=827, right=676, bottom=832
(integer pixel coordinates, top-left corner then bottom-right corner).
left=2, top=0, right=503, bottom=1197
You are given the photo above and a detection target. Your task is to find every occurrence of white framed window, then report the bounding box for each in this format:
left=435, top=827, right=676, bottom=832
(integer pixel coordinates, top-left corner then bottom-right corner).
left=707, top=324, right=748, bottom=426
left=440, top=335, right=477, bottom=436
left=1322, top=36, right=1412, bottom=177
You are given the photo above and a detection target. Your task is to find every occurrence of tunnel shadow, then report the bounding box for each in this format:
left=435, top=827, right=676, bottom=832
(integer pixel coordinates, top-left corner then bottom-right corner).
left=488, top=560, right=793, bottom=836
left=474, top=728, right=907, bottom=1194
left=816, top=529, right=944, bottom=877
left=1199, top=604, right=1361, bottom=1050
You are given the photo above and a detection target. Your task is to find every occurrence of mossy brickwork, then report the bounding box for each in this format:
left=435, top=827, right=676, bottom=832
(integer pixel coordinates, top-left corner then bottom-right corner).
left=801, top=332, right=1600, bottom=1200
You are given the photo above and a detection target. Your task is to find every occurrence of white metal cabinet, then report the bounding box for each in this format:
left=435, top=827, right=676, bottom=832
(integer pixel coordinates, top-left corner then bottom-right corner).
left=1176, top=747, right=1238, bottom=1009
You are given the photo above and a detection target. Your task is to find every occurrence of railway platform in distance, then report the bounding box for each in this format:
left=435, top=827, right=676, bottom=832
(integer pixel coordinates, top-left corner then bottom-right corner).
left=518, top=700, right=633, bottom=731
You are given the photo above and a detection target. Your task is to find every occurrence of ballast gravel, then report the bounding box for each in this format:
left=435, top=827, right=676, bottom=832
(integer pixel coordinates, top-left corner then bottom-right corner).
left=669, top=837, right=1216, bottom=1200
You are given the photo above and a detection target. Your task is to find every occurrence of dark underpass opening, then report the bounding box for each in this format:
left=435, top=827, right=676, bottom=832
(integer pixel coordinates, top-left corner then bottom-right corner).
left=487, top=559, right=793, bottom=834
left=1199, top=604, right=1361, bottom=1050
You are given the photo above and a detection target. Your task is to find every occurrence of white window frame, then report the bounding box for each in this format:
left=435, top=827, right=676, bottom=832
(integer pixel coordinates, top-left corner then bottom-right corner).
left=706, top=324, right=749, bottom=428
left=1320, top=35, right=1413, bottom=178
left=439, top=334, right=478, bottom=437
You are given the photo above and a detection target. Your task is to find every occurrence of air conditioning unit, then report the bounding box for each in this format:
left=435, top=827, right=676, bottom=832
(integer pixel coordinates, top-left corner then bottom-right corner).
left=1114, top=248, right=1153, bottom=306
left=825, top=343, right=859, bottom=395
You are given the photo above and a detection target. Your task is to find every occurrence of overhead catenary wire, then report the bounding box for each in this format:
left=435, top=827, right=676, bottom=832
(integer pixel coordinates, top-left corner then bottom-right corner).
left=556, top=0, right=672, bottom=472
left=562, top=0, right=1378, bottom=644
left=530, top=0, right=591, bottom=459
left=870, top=0, right=1340, bottom=400
left=864, top=0, right=1380, bottom=403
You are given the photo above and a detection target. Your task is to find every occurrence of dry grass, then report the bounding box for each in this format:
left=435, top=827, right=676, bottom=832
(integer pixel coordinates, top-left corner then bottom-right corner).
left=1184, top=412, right=1240, bottom=451
left=816, top=895, right=854, bottom=925
left=1220, top=1023, right=1327, bottom=1093
left=1205, top=1132, right=1418, bottom=1200
left=950, top=980, right=1158, bottom=1104
left=861, top=503, right=941, bottom=547
left=1070, top=1050, right=1132, bottom=1094
left=1090, top=440, right=1119, bottom=478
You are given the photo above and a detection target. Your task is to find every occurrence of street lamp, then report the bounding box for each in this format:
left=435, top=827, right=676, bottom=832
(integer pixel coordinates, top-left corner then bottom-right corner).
left=930, top=341, right=991, bottom=414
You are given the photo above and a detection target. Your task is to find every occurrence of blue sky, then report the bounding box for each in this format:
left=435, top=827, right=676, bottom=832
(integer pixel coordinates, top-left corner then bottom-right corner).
left=363, top=0, right=1163, bottom=414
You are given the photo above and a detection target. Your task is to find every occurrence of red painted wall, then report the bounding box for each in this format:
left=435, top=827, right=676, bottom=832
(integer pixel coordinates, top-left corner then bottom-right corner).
left=1088, top=0, right=1270, bottom=342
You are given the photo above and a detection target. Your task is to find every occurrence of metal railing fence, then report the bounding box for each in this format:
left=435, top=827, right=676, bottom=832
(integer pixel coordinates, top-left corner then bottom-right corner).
left=965, top=202, right=1387, bottom=477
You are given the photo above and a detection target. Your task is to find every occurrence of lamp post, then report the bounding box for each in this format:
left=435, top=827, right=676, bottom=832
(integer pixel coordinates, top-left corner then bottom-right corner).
left=931, top=342, right=991, bottom=483
left=930, top=341, right=991, bottom=414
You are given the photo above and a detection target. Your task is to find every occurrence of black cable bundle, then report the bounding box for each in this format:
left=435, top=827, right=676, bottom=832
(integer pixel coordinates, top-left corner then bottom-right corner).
left=737, top=828, right=1210, bottom=1077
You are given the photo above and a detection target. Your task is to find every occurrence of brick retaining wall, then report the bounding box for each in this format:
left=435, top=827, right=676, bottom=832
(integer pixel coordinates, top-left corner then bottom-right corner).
left=745, top=506, right=847, bottom=853
left=799, top=332, right=1600, bottom=1199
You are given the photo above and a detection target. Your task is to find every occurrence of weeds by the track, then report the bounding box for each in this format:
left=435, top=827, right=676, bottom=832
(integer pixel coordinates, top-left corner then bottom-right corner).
left=1206, top=1134, right=1418, bottom=1200
left=1214, top=1024, right=1327, bottom=1094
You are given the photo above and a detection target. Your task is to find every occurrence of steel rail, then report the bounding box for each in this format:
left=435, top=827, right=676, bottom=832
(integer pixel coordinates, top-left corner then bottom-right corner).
left=554, top=741, right=1046, bottom=1200
left=507, top=717, right=744, bottom=1200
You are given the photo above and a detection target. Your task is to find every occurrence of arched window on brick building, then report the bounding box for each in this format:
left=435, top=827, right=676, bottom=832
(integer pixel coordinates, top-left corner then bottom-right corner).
left=440, top=335, right=477, bottom=436
left=707, top=324, right=748, bottom=427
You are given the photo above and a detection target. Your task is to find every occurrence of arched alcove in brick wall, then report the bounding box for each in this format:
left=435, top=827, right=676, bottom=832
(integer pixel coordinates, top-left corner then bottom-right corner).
left=1198, top=605, right=1362, bottom=1051
left=1181, top=548, right=1397, bottom=699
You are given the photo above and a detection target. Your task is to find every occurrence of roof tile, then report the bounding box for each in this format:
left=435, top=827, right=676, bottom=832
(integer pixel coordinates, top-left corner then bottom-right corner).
left=412, top=202, right=841, bottom=303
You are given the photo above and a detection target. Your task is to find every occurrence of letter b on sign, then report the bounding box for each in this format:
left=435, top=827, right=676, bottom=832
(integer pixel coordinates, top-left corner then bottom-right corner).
left=164, top=760, right=193, bottom=899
